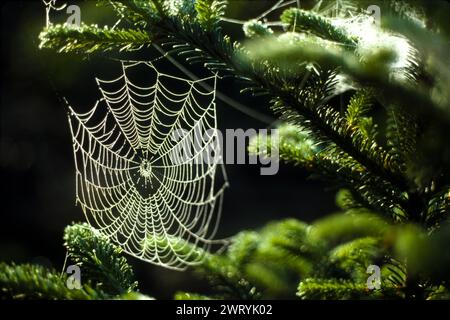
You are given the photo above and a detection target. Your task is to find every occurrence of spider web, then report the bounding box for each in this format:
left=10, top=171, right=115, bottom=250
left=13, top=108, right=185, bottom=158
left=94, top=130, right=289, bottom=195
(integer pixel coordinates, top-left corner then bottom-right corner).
left=67, top=60, right=228, bottom=270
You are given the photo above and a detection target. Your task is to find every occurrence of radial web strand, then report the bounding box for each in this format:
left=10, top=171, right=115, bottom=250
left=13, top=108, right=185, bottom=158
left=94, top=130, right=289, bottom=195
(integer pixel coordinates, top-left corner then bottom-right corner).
left=67, top=61, right=228, bottom=270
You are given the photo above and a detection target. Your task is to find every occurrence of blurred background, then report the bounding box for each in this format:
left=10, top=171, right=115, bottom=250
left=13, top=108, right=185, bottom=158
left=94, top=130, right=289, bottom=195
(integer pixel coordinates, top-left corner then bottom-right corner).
left=0, top=0, right=337, bottom=299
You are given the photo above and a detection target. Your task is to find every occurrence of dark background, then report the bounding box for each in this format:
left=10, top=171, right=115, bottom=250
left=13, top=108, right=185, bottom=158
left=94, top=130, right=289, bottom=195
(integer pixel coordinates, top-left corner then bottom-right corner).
left=0, top=0, right=336, bottom=299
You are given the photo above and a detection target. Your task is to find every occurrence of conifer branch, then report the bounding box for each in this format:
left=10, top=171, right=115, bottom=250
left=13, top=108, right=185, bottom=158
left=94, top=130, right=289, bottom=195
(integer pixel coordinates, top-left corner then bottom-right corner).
left=0, top=263, right=108, bottom=300
left=249, top=122, right=407, bottom=219
left=64, top=223, right=138, bottom=295
left=297, top=278, right=373, bottom=300
left=39, top=24, right=152, bottom=53
left=280, top=8, right=357, bottom=47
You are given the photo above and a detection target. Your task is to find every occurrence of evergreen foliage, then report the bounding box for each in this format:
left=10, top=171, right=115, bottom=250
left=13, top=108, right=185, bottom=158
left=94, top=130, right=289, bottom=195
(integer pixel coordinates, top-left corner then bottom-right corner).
left=39, top=24, right=153, bottom=53
left=0, top=263, right=107, bottom=300
left=1, top=223, right=151, bottom=300
left=1, top=0, right=449, bottom=300
left=63, top=223, right=138, bottom=295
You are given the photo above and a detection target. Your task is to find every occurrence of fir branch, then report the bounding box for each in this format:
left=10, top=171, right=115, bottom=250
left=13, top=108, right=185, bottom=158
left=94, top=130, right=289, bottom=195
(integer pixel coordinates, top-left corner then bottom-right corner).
left=394, top=221, right=450, bottom=285
left=280, top=8, right=357, bottom=47
left=329, top=237, right=382, bottom=282
left=150, top=0, right=166, bottom=17
left=199, top=254, right=260, bottom=300
left=248, top=123, right=317, bottom=169
left=425, top=187, right=450, bottom=227
left=244, top=262, right=293, bottom=298
left=297, top=278, right=373, bottom=300
left=308, top=212, right=389, bottom=247
left=241, top=40, right=408, bottom=194
left=386, top=105, right=418, bottom=172
left=240, top=220, right=316, bottom=297
left=383, top=258, right=407, bottom=293
left=346, top=91, right=373, bottom=124
left=241, top=39, right=424, bottom=205
left=335, top=189, right=365, bottom=210
left=249, top=121, right=408, bottom=219
left=0, top=263, right=107, bottom=300
left=195, top=0, right=227, bottom=31
left=346, top=90, right=377, bottom=139
left=182, top=219, right=316, bottom=299
left=145, top=233, right=260, bottom=299
left=168, top=215, right=450, bottom=299
left=39, top=24, right=152, bottom=53
left=64, top=223, right=138, bottom=296
left=427, top=286, right=450, bottom=300
left=227, top=231, right=260, bottom=267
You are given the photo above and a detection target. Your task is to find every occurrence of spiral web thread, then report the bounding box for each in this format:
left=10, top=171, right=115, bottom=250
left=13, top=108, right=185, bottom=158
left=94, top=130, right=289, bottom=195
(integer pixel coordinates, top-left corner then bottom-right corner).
left=67, top=60, right=228, bottom=270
